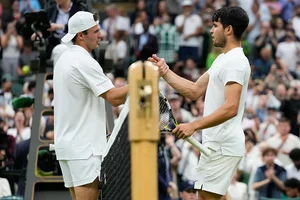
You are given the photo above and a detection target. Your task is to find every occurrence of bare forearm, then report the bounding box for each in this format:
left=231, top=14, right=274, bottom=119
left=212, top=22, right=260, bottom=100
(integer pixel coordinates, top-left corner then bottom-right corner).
left=103, top=86, right=128, bottom=107
left=169, top=144, right=181, bottom=166
left=163, top=70, right=201, bottom=100
left=252, top=179, right=270, bottom=190
left=113, top=86, right=128, bottom=105
left=272, top=176, right=285, bottom=191
left=191, top=103, right=237, bottom=130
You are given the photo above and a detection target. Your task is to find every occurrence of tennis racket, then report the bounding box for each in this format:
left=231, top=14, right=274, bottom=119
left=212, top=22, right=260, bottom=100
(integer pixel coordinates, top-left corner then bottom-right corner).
left=158, top=93, right=211, bottom=156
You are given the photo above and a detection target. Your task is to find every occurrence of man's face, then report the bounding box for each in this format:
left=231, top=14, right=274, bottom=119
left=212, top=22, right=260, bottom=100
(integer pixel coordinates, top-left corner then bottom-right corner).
left=180, top=188, right=197, bottom=200
left=285, top=187, right=298, bottom=198
left=293, top=159, right=300, bottom=169
left=83, top=24, right=103, bottom=52
left=210, top=21, right=227, bottom=48
left=263, top=151, right=276, bottom=165
left=277, top=121, right=291, bottom=135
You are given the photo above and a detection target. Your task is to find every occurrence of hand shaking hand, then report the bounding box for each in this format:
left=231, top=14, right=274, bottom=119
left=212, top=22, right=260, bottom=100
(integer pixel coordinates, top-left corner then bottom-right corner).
left=147, top=54, right=169, bottom=77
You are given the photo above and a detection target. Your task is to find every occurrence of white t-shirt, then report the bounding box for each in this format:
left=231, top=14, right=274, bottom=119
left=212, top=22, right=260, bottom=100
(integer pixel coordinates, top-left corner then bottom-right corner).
left=104, top=40, right=127, bottom=64
left=292, top=16, right=300, bottom=38
left=203, top=47, right=251, bottom=156
left=286, top=163, right=300, bottom=180
left=266, top=133, right=300, bottom=166
left=7, top=127, right=31, bottom=144
left=175, top=14, right=202, bottom=47
left=276, top=41, right=300, bottom=71
left=227, top=181, right=248, bottom=200
left=53, top=45, right=114, bottom=160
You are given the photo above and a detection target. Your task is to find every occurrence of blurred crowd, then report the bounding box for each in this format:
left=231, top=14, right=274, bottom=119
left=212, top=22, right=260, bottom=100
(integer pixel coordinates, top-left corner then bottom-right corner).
left=0, top=0, right=299, bottom=199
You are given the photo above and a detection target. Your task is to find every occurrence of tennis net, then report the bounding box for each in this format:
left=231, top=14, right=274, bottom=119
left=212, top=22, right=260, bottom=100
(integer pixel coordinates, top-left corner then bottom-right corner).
left=100, top=93, right=173, bottom=200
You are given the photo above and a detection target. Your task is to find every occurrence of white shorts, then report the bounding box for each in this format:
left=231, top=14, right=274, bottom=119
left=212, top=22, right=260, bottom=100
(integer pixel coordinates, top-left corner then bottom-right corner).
left=59, top=155, right=102, bottom=188
left=194, top=148, right=242, bottom=195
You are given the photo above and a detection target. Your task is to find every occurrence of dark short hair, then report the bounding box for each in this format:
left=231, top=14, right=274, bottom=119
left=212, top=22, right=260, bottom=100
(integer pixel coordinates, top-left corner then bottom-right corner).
left=71, top=30, right=88, bottom=44
left=212, top=6, right=249, bottom=40
left=284, top=178, right=300, bottom=190
left=278, top=117, right=291, bottom=125
left=289, top=148, right=300, bottom=161
left=262, top=147, right=277, bottom=157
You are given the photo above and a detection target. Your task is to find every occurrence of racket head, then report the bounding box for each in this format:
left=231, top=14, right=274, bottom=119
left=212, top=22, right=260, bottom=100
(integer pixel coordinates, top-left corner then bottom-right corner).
left=158, top=92, right=178, bottom=133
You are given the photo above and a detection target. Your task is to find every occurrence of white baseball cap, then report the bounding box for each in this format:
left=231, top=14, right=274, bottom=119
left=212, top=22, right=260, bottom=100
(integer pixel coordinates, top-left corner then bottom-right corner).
left=61, top=11, right=99, bottom=43
left=181, top=0, right=193, bottom=6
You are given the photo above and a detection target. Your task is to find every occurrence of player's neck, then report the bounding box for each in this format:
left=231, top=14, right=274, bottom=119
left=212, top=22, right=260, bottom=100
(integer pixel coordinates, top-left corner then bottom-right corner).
left=75, top=42, right=92, bottom=54
left=223, top=40, right=241, bottom=54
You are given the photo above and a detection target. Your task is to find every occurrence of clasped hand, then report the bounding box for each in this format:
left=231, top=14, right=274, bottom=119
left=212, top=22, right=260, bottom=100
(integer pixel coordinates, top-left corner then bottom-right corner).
left=147, top=54, right=169, bottom=77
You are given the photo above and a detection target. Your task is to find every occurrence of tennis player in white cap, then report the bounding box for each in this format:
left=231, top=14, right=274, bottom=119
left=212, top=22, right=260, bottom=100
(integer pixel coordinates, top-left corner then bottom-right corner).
left=53, top=11, right=128, bottom=200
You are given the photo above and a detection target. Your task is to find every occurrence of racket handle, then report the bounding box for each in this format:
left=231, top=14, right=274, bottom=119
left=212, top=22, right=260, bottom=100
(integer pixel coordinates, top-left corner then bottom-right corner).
left=186, top=136, right=211, bottom=156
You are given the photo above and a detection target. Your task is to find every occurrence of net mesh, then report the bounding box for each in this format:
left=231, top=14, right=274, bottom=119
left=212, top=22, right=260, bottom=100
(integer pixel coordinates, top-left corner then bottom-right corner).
left=100, top=115, right=131, bottom=200
left=100, top=93, right=174, bottom=200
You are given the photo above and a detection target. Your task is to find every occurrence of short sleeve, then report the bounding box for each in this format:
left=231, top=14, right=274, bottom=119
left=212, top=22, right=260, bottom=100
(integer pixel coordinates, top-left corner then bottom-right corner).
left=174, top=15, right=183, bottom=28
left=219, top=61, right=247, bottom=86
left=77, top=61, right=114, bottom=97
left=253, top=168, right=264, bottom=183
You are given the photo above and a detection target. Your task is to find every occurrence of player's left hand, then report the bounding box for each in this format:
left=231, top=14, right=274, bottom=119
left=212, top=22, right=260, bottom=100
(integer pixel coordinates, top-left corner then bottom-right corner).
left=172, top=123, right=195, bottom=139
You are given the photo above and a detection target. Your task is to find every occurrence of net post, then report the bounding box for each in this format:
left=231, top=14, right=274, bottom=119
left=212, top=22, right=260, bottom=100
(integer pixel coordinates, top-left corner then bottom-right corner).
left=128, top=61, right=159, bottom=200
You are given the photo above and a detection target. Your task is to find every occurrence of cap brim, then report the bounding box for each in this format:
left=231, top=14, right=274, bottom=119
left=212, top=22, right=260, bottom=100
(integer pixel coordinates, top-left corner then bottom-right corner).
left=61, top=33, right=76, bottom=43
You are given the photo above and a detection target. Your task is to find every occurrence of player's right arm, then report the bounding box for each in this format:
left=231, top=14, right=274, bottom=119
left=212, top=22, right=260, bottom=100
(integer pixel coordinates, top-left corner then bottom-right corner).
left=100, top=86, right=129, bottom=107
left=148, top=54, right=208, bottom=100
left=163, top=69, right=209, bottom=100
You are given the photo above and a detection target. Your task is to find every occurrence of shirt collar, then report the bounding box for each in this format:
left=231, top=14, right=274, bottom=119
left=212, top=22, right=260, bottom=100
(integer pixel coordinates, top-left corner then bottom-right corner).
left=72, top=45, right=93, bottom=57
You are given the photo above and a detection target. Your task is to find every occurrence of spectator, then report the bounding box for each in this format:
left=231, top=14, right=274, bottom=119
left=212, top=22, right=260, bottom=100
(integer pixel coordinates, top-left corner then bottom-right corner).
left=227, top=170, right=248, bottom=200
left=135, top=21, right=158, bottom=61
left=284, top=178, right=300, bottom=198
left=129, top=0, right=152, bottom=25
left=155, top=13, right=179, bottom=67
left=266, top=117, right=300, bottom=166
left=286, top=148, right=300, bottom=180
left=276, top=28, right=300, bottom=75
left=178, top=180, right=197, bottom=200
left=17, top=40, right=38, bottom=82
left=102, top=4, right=127, bottom=41
left=175, top=0, right=203, bottom=62
left=252, top=47, right=273, bottom=80
left=246, top=1, right=271, bottom=45
left=280, top=0, right=298, bottom=23
left=0, top=177, right=11, bottom=197
left=19, top=0, right=41, bottom=15
left=252, top=147, right=286, bottom=199
left=168, top=93, right=193, bottom=124
left=104, top=29, right=127, bottom=78
left=46, top=0, right=88, bottom=59
left=7, top=110, right=30, bottom=145
left=257, top=106, right=279, bottom=142
left=280, top=80, right=300, bottom=136
left=1, top=22, right=23, bottom=81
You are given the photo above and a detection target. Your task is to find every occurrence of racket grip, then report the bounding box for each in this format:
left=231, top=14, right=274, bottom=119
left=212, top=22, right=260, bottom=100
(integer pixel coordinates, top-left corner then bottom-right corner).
left=186, top=136, right=211, bottom=156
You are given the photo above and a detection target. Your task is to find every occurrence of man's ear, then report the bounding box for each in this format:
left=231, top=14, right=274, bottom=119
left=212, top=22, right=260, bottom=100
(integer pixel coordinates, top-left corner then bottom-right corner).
left=78, top=32, right=84, bottom=41
left=225, top=25, right=233, bottom=36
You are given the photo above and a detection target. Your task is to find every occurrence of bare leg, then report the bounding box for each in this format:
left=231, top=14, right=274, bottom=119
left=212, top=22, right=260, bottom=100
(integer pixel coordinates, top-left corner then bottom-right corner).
left=74, top=178, right=100, bottom=200
left=69, top=187, right=76, bottom=200
left=198, top=190, right=223, bottom=200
